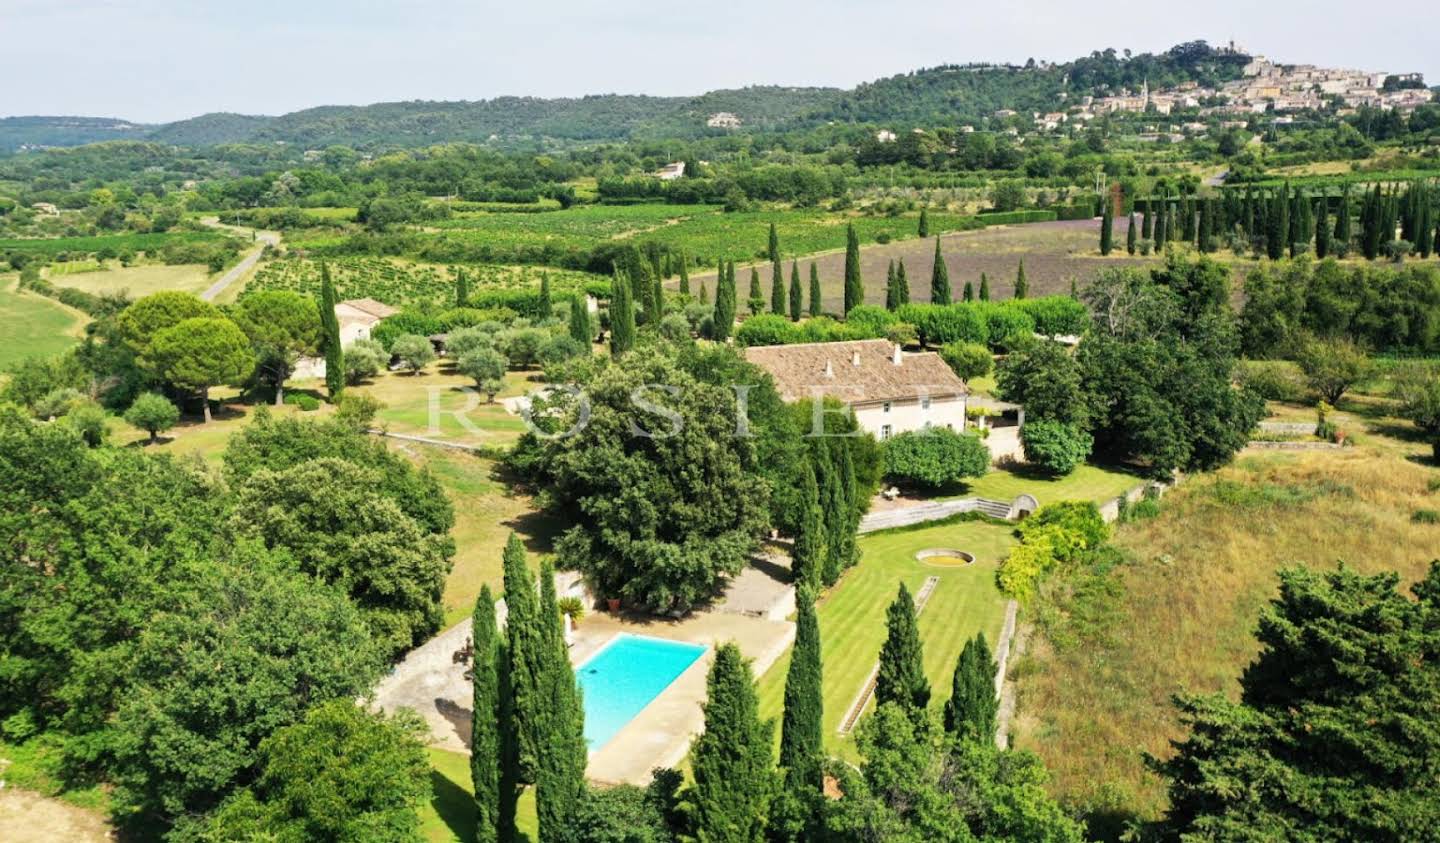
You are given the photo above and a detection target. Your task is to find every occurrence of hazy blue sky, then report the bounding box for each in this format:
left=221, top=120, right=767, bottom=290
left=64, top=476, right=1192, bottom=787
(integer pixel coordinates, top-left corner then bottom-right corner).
left=2, top=0, right=1434, bottom=123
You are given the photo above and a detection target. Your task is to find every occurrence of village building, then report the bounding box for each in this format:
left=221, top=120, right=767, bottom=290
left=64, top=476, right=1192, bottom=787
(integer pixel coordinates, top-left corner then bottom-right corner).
left=335, top=298, right=399, bottom=344
left=654, top=161, right=685, bottom=180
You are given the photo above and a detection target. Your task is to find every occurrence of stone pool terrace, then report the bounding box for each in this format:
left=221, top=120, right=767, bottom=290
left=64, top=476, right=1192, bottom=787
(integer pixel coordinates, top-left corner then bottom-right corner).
left=373, top=570, right=796, bottom=786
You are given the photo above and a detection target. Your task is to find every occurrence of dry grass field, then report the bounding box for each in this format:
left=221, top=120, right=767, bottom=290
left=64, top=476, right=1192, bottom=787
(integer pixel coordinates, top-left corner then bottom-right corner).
left=1010, top=397, right=1440, bottom=836
left=46, top=262, right=214, bottom=297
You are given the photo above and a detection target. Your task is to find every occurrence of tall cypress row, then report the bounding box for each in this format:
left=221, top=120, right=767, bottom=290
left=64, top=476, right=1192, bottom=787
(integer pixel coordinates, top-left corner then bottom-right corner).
left=1267, top=190, right=1286, bottom=260
left=538, top=272, right=553, bottom=319
left=456, top=267, right=470, bottom=307
left=318, top=263, right=344, bottom=400
left=690, top=644, right=774, bottom=843
left=501, top=533, right=541, bottom=783
left=895, top=258, right=909, bottom=306
left=930, top=236, right=951, bottom=304
left=918, top=207, right=930, bottom=237
left=788, top=261, right=802, bottom=321
left=748, top=266, right=764, bottom=315
left=1315, top=195, right=1331, bottom=259
left=875, top=582, right=929, bottom=722
left=1336, top=190, right=1353, bottom=255
left=1126, top=212, right=1137, bottom=255
left=978, top=272, right=990, bottom=301
left=808, top=263, right=822, bottom=317
left=818, top=444, right=846, bottom=587
left=1013, top=258, right=1028, bottom=299
left=1154, top=199, right=1168, bottom=250
left=535, top=561, right=586, bottom=840
left=568, top=294, right=591, bottom=345
left=942, top=632, right=999, bottom=745
left=609, top=268, right=635, bottom=355
left=713, top=261, right=736, bottom=341
left=1141, top=199, right=1152, bottom=239
left=776, top=588, right=823, bottom=840
left=843, top=223, right=863, bottom=315
left=885, top=260, right=898, bottom=311
left=1181, top=195, right=1196, bottom=243
left=771, top=259, right=786, bottom=315
left=1099, top=195, right=1114, bottom=255
left=678, top=252, right=690, bottom=296
left=471, top=585, right=503, bottom=843
left=768, top=221, right=780, bottom=264
left=962, top=280, right=974, bottom=302
left=836, top=444, right=859, bottom=573
left=791, top=459, right=825, bottom=590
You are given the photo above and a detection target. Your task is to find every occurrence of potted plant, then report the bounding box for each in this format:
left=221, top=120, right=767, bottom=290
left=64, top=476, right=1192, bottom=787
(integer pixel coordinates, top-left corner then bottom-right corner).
left=558, top=596, right=586, bottom=626
left=606, top=596, right=621, bottom=613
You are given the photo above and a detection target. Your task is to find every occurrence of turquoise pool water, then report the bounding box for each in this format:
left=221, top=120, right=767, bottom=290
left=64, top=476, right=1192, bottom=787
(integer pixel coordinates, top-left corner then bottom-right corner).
left=576, top=634, right=708, bottom=751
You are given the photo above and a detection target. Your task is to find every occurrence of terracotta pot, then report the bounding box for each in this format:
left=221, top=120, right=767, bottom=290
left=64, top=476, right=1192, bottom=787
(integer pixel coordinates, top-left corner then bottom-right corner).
left=606, top=597, right=621, bottom=613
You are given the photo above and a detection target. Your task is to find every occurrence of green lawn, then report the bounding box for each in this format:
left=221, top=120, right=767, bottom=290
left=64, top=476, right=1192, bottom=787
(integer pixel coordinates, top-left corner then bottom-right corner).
left=0, top=280, right=87, bottom=368
left=951, top=462, right=1143, bottom=506
left=357, top=365, right=540, bottom=448
left=756, top=518, right=1017, bottom=760
left=421, top=747, right=537, bottom=842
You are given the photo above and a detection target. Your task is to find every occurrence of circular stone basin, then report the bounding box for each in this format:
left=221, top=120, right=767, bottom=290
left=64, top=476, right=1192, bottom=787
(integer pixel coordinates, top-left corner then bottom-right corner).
left=915, top=548, right=976, bottom=567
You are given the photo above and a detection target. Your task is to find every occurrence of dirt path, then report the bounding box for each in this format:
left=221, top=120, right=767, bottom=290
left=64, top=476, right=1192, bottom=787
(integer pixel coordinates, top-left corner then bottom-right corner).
left=0, top=789, right=109, bottom=842
left=197, top=218, right=281, bottom=301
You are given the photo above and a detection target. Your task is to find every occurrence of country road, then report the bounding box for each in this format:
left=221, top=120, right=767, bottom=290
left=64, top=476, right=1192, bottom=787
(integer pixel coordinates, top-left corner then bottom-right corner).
left=198, top=218, right=281, bottom=301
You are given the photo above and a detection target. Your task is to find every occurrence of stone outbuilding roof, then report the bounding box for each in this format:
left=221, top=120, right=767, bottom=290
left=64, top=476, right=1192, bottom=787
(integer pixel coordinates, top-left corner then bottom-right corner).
left=744, top=339, right=967, bottom=406
left=338, top=298, right=399, bottom=321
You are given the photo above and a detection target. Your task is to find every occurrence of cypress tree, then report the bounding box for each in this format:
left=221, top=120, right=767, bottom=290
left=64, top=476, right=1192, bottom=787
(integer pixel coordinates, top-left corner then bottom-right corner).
left=1336, top=190, right=1353, bottom=254
left=789, top=261, right=802, bottom=321
left=768, top=221, right=780, bottom=264
left=456, top=267, right=471, bottom=307
left=652, top=270, right=665, bottom=321
left=318, top=263, right=344, bottom=400
left=930, top=236, right=951, bottom=304
left=978, top=273, right=990, bottom=301
left=791, top=460, right=825, bottom=591
left=1070, top=278, right=1079, bottom=299
left=713, top=262, right=736, bottom=342
left=1013, top=259, right=1028, bottom=299
left=1100, top=194, right=1114, bottom=255
left=1141, top=199, right=1153, bottom=239
left=609, top=269, right=635, bottom=355
left=1197, top=200, right=1212, bottom=253
left=808, top=263, right=821, bottom=317
left=776, top=589, right=823, bottom=841
left=875, top=582, right=929, bottom=721
left=1315, top=195, right=1331, bottom=259
left=471, top=585, right=502, bottom=843
left=1267, top=190, right=1286, bottom=260
left=1418, top=199, right=1435, bottom=258
left=942, top=632, right=999, bottom=745
left=748, top=266, right=764, bottom=315
left=895, top=258, right=909, bottom=306
left=1126, top=212, right=1137, bottom=255
left=962, top=280, right=974, bottom=302
left=918, top=207, right=930, bottom=237
left=535, top=561, right=586, bottom=840
left=843, top=223, right=863, bottom=315
left=771, top=259, right=786, bottom=316
left=1154, top=199, right=1168, bottom=250
left=885, top=260, right=898, bottom=311
left=678, top=252, right=690, bottom=296
left=1181, top=196, right=1196, bottom=243
left=690, top=644, right=774, bottom=843
left=538, top=273, right=553, bottom=319
left=1362, top=185, right=1382, bottom=260
left=818, top=446, right=846, bottom=587
left=501, top=534, right=541, bottom=783
left=568, top=294, right=591, bottom=345
left=699, top=282, right=709, bottom=305
left=836, top=444, right=859, bottom=573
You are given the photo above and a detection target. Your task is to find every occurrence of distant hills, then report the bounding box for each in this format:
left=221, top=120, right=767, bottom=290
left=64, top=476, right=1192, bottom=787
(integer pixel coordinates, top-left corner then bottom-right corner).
left=0, top=42, right=1255, bottom=153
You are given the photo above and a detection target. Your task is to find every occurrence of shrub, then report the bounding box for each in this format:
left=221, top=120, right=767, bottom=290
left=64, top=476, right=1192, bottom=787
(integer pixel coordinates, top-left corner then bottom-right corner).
left=882, top=428, right=990, bottom=489
left=939, top=342, right=992, bottom=385
left=501, top=327, right=547, bottom=368
left=886, top=322, right=918, bottom=346
left=1236, top=360, right=1304, bottom=402
left=735, top=314, right=799, bottom=347
left=1016, top=296, right=1091, bottom=337
left=444, top=325, right=500, bottom=358
left=63, top=401, right=109, bottom=447
left=845, top=305, right=898, bottom=335
left=658, top=313, right=693, bottom=342
left=997, top=539, right=1055, bottom=602
left=897, top=303, right=988, bottom=346
left=1018, top=500, right=1109, bottom=559
left=1020, top=420, right=1094, bottom=475
left=974, top=302, right=1036, bottom=351
left=1412, top=509, right=1440, bottom=524
left=32, top=387, right=87, bottom=419
left=334, top=393, right=384, bottom=430
left=284, top=394, right=321, bottom=411
left=538, top=334, right=587, bottom=365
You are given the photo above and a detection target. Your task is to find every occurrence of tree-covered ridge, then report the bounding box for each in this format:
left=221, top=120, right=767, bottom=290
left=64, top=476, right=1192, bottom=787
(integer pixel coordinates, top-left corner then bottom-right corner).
left=2, top=41, right=1249, bottom=153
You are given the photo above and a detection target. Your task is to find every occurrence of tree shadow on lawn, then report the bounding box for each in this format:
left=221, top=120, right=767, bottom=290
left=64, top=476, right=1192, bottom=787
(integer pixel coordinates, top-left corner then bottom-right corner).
left=429, top=764, right=478, bottom=843
left=501, top=507, right=565, bottom=554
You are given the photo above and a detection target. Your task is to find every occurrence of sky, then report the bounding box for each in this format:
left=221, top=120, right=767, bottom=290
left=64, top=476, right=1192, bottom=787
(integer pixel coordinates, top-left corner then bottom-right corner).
left=1, top=0, right=1435, bottom=124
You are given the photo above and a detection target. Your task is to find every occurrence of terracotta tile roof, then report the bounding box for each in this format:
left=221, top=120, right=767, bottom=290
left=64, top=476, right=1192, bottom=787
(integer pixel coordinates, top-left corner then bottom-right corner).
left=338, top=298, right=399, bottom=320
left=744, top=339, right=967, bottom=405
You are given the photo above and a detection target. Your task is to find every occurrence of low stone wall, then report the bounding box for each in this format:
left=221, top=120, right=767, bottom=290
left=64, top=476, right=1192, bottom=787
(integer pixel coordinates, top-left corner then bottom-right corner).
left=1257, top=421, right=1316, bottom=434
left=1097, top=477, right=1174, bottom=523
left=1245, top=440, right=1346, bottom=451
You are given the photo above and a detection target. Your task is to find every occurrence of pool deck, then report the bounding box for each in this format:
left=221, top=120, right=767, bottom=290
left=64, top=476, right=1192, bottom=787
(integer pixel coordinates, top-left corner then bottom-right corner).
left=373, top=600, right=794, bottom=786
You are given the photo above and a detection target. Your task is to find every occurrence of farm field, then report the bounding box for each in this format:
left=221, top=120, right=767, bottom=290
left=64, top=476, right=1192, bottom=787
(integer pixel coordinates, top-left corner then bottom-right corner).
left=0, top=278, right=87, bottom=368
left=756, top=517, right=1017, bottom=760
left=689, top=218, right=1160, bottom=312
left=46, top=261, right=213, bottom=296
left=244, top=256, right=603, bottom=306
left=1011, top=408, right=1440, bottom=835
left=0, top=230, right=225, bottom=259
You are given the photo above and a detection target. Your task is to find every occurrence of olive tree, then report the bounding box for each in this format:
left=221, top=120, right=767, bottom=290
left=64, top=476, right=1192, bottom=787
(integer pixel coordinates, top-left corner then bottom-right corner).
left=457, top=348, right=508, bottom=402
left=390, top=334, right=435, bottom=374
left=124, top=393, right=180, bottom=443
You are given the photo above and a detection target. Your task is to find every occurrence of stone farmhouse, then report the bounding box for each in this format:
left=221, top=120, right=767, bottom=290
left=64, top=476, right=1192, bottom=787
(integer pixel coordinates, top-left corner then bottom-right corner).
left=335, top=297, right=398, bottom=344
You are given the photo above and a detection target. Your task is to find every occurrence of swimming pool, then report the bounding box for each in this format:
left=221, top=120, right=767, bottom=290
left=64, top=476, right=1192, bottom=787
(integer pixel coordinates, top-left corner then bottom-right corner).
left=575, top=634, right=708, bottom=751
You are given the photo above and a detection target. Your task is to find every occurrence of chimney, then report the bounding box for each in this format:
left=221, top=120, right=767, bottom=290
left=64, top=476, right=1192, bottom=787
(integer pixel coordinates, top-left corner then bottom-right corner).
left=823, top=359, right=834, bottom=378
left=892, top=343, right=902, bottom=366
left=852, top=351, right=861, bottom=367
